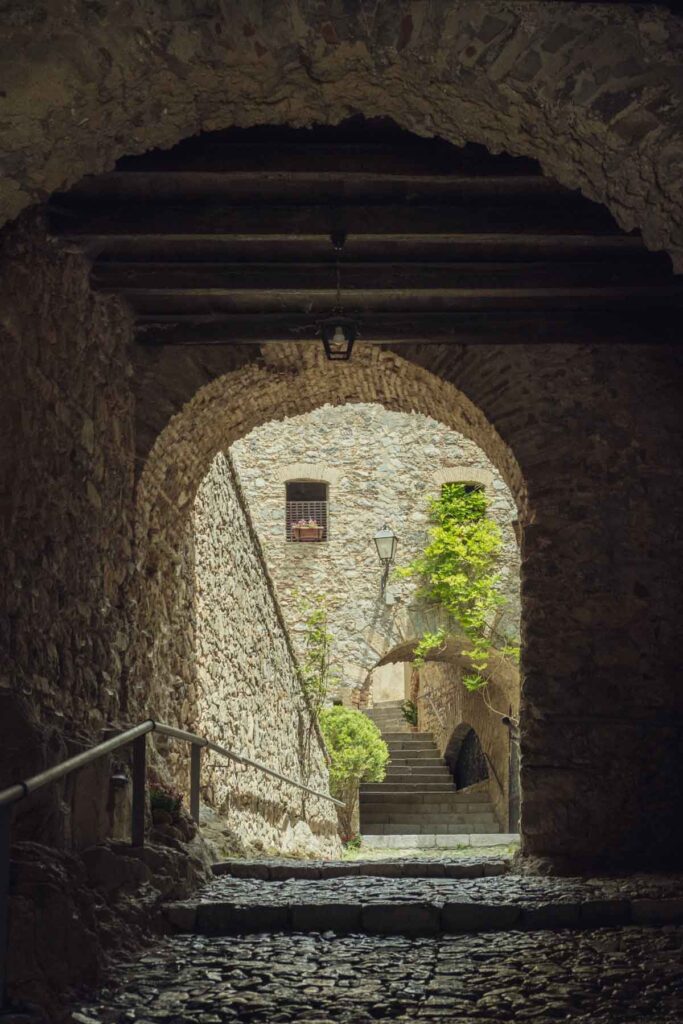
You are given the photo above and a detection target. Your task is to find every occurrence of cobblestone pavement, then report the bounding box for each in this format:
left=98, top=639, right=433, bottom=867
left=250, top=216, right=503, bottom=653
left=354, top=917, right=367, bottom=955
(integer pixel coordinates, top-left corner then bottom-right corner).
left=197, top=872, right=683, bottom=906
left=73, top=927, right=683, bottom=1023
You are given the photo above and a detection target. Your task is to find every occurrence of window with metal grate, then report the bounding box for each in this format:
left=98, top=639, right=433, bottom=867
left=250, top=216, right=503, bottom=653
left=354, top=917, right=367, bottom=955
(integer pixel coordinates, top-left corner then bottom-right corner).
left=285, top=481, right=329, bottom=542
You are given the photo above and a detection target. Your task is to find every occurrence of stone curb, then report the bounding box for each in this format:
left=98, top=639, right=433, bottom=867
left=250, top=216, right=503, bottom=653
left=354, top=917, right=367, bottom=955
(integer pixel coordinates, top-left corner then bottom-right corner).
left=211, top=859, right=509, bottom=880
left=165, top=897, right=683, bottom=936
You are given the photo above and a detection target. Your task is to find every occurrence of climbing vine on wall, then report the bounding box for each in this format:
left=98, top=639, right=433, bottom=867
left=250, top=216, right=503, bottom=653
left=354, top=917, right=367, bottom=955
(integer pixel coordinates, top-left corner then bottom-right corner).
left=396, top=483, right=519, bottom=689
left=296, top=592, right=338, bottom=718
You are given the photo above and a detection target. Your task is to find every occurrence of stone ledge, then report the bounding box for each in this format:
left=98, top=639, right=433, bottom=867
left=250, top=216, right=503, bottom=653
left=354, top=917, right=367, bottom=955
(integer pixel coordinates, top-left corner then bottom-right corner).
left=211, top=858, right=510, bottom=880
left=364, top=833, right=519, bottom=849
left=164, top=896, right=683, bottom=936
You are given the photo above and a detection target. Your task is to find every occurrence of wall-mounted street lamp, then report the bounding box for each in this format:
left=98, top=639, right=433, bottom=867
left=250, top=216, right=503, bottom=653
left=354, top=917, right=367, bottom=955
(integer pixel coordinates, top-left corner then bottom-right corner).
left=373, top=523, right=399, bottom=599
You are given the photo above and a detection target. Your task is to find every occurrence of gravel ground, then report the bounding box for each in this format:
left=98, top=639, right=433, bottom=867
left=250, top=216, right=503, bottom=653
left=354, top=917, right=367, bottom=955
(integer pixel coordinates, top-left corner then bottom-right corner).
left=195, top=872, right=683, bottom=907
left=73, top=927, right=683, bottom=1023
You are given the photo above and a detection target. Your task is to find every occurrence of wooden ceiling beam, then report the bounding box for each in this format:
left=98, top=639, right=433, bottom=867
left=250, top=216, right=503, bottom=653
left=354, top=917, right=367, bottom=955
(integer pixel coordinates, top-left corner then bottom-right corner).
left=92, top=259, right=672, bottom=292
left=123, top=285, right=683, bottom=316
left=61, top=173, right=566, bottom=204
left=135, top=311, right=679, bottom=347
left=74, top=234, right=648, bottom=264
left=50, top=198, right=621, bottom=238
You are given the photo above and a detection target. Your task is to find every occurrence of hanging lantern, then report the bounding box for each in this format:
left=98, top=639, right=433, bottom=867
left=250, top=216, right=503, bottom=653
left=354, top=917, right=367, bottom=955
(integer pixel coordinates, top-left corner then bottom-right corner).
left=320, top=316, right=358, bottom=361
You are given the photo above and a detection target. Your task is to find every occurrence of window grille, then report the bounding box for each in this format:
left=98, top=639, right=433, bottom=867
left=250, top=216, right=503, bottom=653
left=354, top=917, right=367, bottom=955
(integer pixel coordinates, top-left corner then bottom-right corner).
left=285, top=481, right=329, bottom=542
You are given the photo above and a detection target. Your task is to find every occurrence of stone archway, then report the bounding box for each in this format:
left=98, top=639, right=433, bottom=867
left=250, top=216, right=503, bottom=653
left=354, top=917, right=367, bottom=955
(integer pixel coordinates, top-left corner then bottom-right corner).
left=2, top=4, right=682, bottom=870
left=2, top=4, right=683, bottom=269
left=446, top=723, right=489, bottom=790
left=132, top=343, right=525, bottom=721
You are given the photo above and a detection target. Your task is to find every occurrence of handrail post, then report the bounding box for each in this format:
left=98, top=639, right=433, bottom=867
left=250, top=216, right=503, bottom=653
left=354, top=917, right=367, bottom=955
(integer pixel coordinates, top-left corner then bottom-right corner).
left=131, top=734, right=146, bottom=848
left=0, top=804, right=10, bottom=1010
left=190, top=744, right=201, bottom=825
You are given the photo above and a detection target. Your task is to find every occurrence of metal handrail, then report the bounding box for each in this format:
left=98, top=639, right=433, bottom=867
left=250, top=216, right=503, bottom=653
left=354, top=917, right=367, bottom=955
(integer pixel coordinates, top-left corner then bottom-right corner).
left=0, top=717, right=342, bottom=1007
left=153, top=722, right=343, bottom=807
left=0, top=719, right=342, bottom=810
left=0, top=720, right=156, bottom=808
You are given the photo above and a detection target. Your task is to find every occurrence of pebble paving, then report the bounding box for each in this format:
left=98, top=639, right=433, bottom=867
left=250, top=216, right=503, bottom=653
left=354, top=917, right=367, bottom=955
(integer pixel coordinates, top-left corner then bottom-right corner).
left=73, top=927, right=683, bottom=1023
left=197, top=872, right=683, bottom=907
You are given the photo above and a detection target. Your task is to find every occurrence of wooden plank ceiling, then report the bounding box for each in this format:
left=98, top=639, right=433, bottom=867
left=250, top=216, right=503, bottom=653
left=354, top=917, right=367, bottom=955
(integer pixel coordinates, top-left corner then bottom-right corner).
left=49, top=120, right=681, bottom=347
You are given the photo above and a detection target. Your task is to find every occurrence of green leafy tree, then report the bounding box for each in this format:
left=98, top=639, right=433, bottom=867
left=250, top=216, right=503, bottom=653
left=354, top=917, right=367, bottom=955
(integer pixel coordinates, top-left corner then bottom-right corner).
left=319, top=706, right=389, bottom=837
left=396, top=483, right=518, bottom=689
left=296, top=593, right=338, bottom=719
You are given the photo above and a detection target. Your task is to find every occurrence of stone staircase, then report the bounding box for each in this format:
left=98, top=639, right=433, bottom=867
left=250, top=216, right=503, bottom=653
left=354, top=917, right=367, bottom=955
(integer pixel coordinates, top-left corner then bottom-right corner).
left=360, top=700, right=501, bottom=843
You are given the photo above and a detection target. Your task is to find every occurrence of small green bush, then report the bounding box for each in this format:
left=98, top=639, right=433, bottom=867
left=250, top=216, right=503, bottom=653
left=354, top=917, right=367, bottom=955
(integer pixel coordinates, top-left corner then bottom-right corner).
left=401, top=699, right=418, bottom=726
left=319, top=706, right=389, bottom=836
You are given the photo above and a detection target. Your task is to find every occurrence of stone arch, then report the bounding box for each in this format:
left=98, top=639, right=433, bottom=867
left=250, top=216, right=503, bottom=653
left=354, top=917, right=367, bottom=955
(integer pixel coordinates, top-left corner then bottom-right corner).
left=131, top=343, right=525, bottom=722
left=274, top=463, right=343, bottom=487
left=2, top=4, right=683, bottom=269
left=137, top=344, right=526, bottom=521
left=445, top=722, right=489, bottom=790
left=431, top=466, right=495, bottom=496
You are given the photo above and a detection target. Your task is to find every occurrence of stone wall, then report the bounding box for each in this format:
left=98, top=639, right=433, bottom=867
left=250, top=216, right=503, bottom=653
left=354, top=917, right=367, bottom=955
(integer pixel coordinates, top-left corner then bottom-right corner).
left=231, top=403, right=520, bottom=702
left=1, top=3, right=682, bottom=269
left=2, top=211, right=683, bottom=874
left=415, top=659, right=520, bottom=831
left=192, top=451, right=340, bottom=857
left=0, top=211, right=136, bottom=841
left=128, top=340, right=683, bottom=869
left=0, top=212, right=340, bottom=857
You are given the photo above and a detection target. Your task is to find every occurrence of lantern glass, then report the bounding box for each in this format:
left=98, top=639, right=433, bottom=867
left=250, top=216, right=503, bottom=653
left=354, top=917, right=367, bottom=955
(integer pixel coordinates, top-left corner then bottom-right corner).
left=373, top=524, right=398, bottom=564
left=320, top=316, right=357, bottom=361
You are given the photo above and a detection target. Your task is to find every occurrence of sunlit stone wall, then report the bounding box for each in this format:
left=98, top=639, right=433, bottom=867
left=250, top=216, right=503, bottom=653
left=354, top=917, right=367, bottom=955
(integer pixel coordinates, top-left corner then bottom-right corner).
left=232, top=403, right=520, bottom=703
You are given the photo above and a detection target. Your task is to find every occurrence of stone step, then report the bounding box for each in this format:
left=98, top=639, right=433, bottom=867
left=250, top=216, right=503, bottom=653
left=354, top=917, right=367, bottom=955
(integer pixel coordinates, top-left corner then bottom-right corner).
left=366, top=711, right=406, bottom=719
left=360, top=809, right=499, bottom=822
left=384, top=765, right=451, bottom=774
left=361, top=784, right=457, bottom=794
left=167, top=872, right=683, bottom=936
left=366, top=712, right=405, bottom=718
left=385, top=772, right=451, bottom=780
left=367, top=721, right=407, bottom=727
left=211, top=857, right=511, bottom=880
left=360, top=801, right=491, bottom=814
left=386, top=742, right=437, bottom=751
left=362, top=823, right=501, bottom=835
left=362, top=833, right=518, bottom=850
left=384, top=772, right=451, bottom=781
left=387, top=754, right=445, bottom=763
left=361, top=817, right=500, bottom=830
left=382, top=731, right=434, bottom=740
left=360, top=789, right=490, bottom=802
left=381, top=778, right=453, bottom=787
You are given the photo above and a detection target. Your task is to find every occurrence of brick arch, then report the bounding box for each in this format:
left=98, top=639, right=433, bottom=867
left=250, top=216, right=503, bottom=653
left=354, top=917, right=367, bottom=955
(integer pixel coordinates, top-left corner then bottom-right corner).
left=137, top=343, right=526, bottom=534
left=2, top=3, right=683, bottom=267
left=132, top=342, right=525, bottom=720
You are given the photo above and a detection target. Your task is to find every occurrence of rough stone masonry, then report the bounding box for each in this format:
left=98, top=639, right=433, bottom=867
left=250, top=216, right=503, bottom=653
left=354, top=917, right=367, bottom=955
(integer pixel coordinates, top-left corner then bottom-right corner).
left=232, top=402, right=520, bottom=702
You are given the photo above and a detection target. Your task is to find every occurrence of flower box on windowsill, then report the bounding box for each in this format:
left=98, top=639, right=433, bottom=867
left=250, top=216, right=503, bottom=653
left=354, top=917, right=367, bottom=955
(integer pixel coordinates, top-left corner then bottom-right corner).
left=291, top=524, right=325, bottom=543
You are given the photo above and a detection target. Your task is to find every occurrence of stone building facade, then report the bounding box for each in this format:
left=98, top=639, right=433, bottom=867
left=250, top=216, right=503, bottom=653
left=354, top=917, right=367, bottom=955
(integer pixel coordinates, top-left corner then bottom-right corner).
left=232, top=404, right=520, bottom=704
